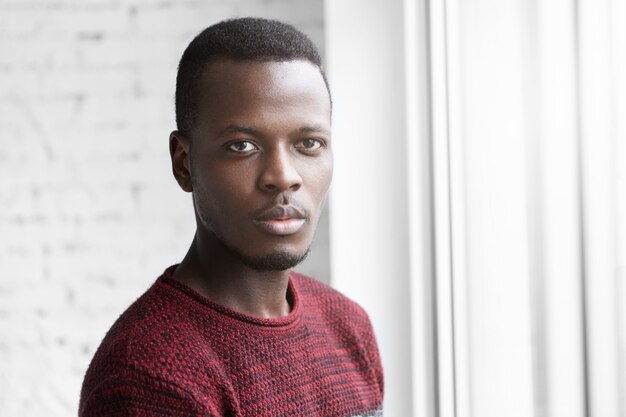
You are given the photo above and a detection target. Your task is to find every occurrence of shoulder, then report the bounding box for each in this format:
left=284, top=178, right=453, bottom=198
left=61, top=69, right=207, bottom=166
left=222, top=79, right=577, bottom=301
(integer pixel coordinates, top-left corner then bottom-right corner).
left=80, top=278, right=232, bottom=415
left=291, top=271, right=374, bottom=334
left=291, top=272, right=370, bottom=315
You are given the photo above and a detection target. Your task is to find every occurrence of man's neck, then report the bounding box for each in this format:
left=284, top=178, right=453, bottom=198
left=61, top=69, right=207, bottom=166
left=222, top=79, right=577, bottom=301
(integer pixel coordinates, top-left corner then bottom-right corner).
left=172, top=234, right=292, bottom=319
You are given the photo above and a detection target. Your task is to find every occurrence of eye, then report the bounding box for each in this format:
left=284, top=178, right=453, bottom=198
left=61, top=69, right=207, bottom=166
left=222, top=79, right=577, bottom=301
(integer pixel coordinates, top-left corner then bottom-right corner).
left=227, top=141, right=258, bottom=152
left=294, top=138, right=325, bottom=151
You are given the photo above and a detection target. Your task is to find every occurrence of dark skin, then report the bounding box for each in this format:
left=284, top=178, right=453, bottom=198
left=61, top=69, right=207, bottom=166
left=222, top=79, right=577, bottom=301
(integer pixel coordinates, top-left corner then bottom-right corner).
left=169, top=59, right=333, bottom=318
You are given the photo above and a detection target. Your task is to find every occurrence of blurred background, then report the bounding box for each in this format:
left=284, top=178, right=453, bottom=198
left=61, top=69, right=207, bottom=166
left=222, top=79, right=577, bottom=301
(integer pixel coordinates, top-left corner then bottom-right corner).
left=1, top=0, right=624, bottom=417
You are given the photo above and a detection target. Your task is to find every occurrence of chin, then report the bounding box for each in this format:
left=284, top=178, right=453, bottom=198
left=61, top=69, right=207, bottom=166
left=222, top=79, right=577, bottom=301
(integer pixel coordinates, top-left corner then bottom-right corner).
left=238, top=249, right=310, bottom=272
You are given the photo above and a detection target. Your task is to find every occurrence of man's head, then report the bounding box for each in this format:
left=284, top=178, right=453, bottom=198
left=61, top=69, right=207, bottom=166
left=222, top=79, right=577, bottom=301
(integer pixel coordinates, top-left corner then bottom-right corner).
left=170, top=18, right=333, bottom=272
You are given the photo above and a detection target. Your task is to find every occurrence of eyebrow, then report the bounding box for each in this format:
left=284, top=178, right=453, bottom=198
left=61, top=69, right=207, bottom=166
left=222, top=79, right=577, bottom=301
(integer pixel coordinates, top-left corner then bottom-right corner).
left=298, top=125, right=331, bottom=135
left=217, top=124, right=258, bottom=137
left=217, top=124, right=331, bottom=137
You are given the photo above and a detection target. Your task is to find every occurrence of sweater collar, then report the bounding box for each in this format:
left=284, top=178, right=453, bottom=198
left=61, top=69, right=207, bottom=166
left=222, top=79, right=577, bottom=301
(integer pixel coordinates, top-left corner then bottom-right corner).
left=159, top=264, right=302, bottom=329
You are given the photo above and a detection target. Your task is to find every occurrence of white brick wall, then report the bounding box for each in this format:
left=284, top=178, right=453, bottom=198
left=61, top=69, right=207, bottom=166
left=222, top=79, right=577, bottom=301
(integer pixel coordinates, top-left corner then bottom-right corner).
left=0, top=1, right=326, bottom=415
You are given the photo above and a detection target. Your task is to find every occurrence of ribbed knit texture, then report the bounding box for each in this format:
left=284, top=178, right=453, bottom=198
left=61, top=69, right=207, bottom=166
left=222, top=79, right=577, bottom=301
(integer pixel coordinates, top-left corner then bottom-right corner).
left=79, top=266, right=384, bottom=416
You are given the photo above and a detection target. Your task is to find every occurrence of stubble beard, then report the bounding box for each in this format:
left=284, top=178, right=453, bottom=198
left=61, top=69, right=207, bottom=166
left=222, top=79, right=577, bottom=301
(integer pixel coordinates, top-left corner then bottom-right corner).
left=210, top=228, right=310, bottom=271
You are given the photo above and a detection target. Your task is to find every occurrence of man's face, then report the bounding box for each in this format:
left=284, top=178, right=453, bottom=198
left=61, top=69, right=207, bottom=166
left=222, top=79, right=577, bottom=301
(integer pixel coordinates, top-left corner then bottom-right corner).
left=184, top=59, right=332, bottom=270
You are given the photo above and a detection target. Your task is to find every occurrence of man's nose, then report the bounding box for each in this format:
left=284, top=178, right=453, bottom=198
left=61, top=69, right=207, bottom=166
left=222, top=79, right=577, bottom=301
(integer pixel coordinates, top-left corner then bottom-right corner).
left=258, top=147, right=303, bottom=193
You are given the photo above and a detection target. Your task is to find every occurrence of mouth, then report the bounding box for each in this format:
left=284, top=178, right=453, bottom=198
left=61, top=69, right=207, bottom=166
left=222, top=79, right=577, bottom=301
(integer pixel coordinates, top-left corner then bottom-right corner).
left=254, top=205, right=308, bottom=236
left=254, top=218, right=307, bottom=235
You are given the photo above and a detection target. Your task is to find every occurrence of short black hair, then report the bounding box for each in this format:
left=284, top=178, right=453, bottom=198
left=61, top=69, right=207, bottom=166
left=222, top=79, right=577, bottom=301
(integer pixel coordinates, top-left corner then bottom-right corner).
left=175, top=17, right=330, bottom=136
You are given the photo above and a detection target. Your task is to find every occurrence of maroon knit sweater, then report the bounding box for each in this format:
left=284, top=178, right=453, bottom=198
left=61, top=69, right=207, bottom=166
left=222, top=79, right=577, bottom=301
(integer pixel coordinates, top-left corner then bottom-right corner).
left=79, top=266, right=384, bottom=416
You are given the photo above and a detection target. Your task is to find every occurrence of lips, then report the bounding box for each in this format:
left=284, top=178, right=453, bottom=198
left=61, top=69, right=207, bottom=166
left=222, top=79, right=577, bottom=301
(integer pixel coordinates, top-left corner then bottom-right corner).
left=254, top=205, right=308, bottom=236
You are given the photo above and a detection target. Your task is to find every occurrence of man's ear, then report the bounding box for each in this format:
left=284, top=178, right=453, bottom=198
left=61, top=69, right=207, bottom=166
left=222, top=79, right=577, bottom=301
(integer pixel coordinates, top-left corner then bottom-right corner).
left=169, top=131, right=193, bottom=192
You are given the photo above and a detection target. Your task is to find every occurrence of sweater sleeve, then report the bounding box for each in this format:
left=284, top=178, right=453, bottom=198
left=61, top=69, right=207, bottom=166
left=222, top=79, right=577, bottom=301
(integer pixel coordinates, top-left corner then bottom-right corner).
left=79, top=369, right=218, bottom=417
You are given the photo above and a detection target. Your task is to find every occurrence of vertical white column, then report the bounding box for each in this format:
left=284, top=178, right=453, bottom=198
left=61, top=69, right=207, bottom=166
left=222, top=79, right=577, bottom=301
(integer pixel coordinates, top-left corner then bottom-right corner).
left=405, top=0, right=440, bottom=416
left=577, top=0, right=621, bottom=416
left=530, top=0, right=587, bottom=416
left=444, top=0, right=536, bottom=416
left=429, top=0, right=459, bottom=415
left=325, top=1, right=414, bottom=415
left=612, top=0, right=626, bottom=414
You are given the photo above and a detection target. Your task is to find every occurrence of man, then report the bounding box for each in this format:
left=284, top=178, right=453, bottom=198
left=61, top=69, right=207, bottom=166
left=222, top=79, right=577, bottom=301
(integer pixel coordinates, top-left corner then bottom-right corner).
left=79, top=17, right=384, bottom=416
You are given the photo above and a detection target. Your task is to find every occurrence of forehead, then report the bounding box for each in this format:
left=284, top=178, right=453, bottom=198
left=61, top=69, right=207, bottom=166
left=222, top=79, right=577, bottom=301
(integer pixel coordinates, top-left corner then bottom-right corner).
left=195, top=59, right=331, bottom=129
